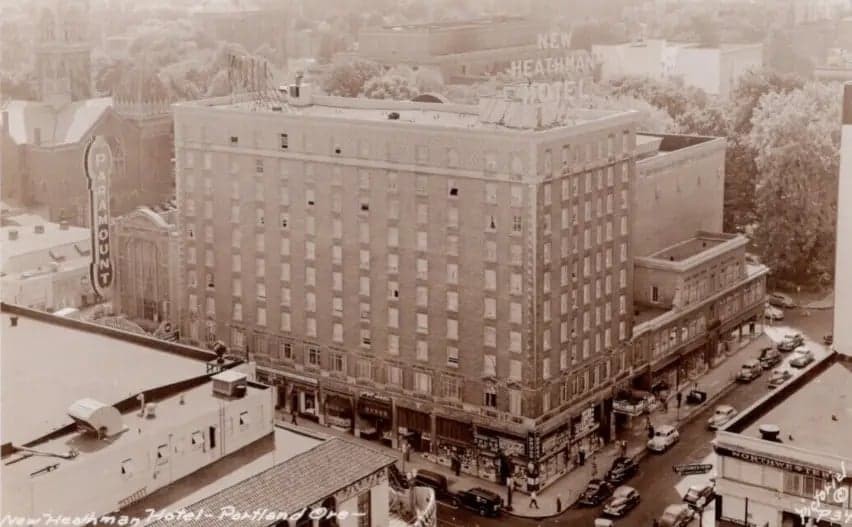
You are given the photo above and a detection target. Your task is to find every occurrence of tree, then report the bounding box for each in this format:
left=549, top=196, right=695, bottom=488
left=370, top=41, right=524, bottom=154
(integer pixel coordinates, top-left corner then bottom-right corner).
left=581, top=93, right=677, bottom=134
left=414, top=68, right=444, bottom=94
left=0, top=71, right=37, bottom=102
left=362, top=74, right=419, bottom=100
left=322, top=59, right=382, bottom=97
left=747, top=82, right=841, bottom=284
left=608, top=76, right=708, bottom=121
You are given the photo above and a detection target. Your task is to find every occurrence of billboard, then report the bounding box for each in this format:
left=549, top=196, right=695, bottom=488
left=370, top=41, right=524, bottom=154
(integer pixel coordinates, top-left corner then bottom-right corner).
left=84, top=135, right=114, bottom=300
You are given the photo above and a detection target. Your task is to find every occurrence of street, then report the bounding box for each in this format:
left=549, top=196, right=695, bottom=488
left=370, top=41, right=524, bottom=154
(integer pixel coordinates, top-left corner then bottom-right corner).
left=437, top=308, right=833, bottom=527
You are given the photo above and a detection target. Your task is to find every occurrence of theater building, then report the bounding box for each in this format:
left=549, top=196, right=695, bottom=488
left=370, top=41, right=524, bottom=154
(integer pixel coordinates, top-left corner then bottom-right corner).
left=174, top=81, right=639, bottom=490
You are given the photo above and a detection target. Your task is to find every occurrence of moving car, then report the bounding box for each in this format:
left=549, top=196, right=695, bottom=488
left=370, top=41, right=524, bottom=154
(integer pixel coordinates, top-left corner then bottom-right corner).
left=602, top=486, right=641, bottom=517
left=768, top=292, right=795, bottom=308
left=577, top=479, right=615, bottom=507
left=758, top=347, right=782, bottom=369
left=790, top=347, right=815, bottom=368
left=412, top=470, right=456, bottom=504
left=457, top=487, right=502, bottom=517
left=768, top=369, right=793, bottom=388
left=659, top=504, right=695, bottom=527
left=778, top=333, right=805, bottom=352
left=764, top=304, right=784, bottom=321
left=647, top=425, right=680, bottom=453
left=605, top=456, right=639, bottom=484
left=683, top=483, right=716, bottom=508
left=736, top=360, right=763, bottom=382
left=707, top=405, right=738, bottom=430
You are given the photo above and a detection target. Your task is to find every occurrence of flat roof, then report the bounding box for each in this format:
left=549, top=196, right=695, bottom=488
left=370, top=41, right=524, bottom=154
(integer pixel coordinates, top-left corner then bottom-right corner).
left=634, top=305, right=671, bottom=325
left=648, top=232, right=738, bottom=263
left=0, top=308, right=211, bottom=444
left=1, top=378, right=269, bottom=479
left=725, top=353, right=852, bottom=460
left=146, top=438, right=396, bottom=527
left=1, top=221, right=90, bottom=267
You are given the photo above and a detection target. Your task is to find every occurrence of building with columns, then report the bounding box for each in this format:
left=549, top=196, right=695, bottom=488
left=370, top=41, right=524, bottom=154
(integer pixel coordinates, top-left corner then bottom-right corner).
left=0, top=0, right=174, bottom=227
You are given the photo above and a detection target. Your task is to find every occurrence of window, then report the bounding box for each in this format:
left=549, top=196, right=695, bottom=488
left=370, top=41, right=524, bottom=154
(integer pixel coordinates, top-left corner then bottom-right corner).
left=416, top=258, right=428, bottom=280
left=306, top=317, right=317, bottom=337
left=511, top=186, right=523, bottom=207
left=484, top=356, right=497, bottom=377
left=307, top=347, right=320, bottom=366
left=446, top=347, right=459, bottom=367
left=388, top=308, right=399, bottom=328
left=416, top=340, right=429, bottom=361
left=447, top=319, right=458, bottom=340
left=280, top=133, right=288, bottom=149
left=417, top=313, right=428, bottom=333
left=512, top=215, right=523, bottom=233
left=448, top=180, right=459, bottom=197
left=388, top=365, right=402, bottom=386
left=331, top=352, right=345, bottom=372
left=485, top=183, right=497, bottom=204
left=651, top=286, right=660, bottom=303
left=239, top=410, right=250, bottom=430
left=510, top=331, right=522, bottom=353
left=509, top=390, right=522, bottom=416
left=415, top=372, right=431, bottom=394
left=191, top=431, right=205, bottom=449
left=388, top=334, right=399, bottom=355
left=230, top=136, right=239, bottom=145
left=417, top=203, right=428, bottom=224
left=447, top=264, right=458, bottom=284
left=484, top=298, right=497, bottom=319
left=279, top=340, right=292, bottom=360
left=485, top=269, right=497, bottom=290
left=233, top=303, right=243, bottom=321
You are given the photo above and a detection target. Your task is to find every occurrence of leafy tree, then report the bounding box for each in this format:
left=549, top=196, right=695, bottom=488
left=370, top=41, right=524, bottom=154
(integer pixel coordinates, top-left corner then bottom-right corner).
left=362, top=74, right=419, bottom=100
left=608, top=76, right=708, bottom=121
left=580, top=93, right=677, bottom=134
left=322, top=59, right=383, bottom=97
left=728, top=69, right=804, bottom=136
left=414, top=68, right=444, bottom=94
left=1, top=71, right=37, bottom=102
left=747, top=82, right=841, bottom=283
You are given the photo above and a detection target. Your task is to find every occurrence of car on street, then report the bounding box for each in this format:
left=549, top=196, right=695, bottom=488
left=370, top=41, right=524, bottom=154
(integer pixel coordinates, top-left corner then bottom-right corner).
left=457, top=487, right=502, bottom=517
left=790, top=347, right=815, bottom=368
left=764, top=304, right=784, bottom=321
left=605, top=456, right=639, bottom=484
left=768, top=368, right=793, bottom=388
left=707, top=405, right=738, bottom=430
left=778, top=333, right=805, bottom=352
left=736, top=360, right=763, bottom=382
left=577, top=479, right=614, bottom=507
left=602, top=486, right=641, bottom=517
left=412, top=470, right=456, bottom=504
left=768, top=292, right=795, bottom=308
left=683, top=482, right=716, bottom=509
left=647, top=425, right=680, bottom=453
left=683, top=483, right=716, bottom=509
left=659, top=504, right=696, bottom=527
left=758, top=347, right=782, bottom=369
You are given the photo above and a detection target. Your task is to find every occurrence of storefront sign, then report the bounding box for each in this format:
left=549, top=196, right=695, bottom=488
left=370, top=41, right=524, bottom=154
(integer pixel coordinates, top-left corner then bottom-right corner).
left=613, top=399, right=646, bottom=417
left=542, top=427, right=571, bottom=455
left=715, top=446, right=847, bottom=481
left=673, top=463, right=713, bottom=475
left=507, top=31, right=597, bottom=79
left=526, top=433, right=542, bottom=459
left=359, top=397, right=392, bottom=420
left=517, top=79, right=584, bottom=104
left=474, top=433, right=500, bottom=452
left=84, top=135, right=114, bottom=299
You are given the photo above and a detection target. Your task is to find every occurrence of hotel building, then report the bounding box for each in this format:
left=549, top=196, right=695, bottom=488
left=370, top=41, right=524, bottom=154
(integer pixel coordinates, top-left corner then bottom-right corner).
left=174, top=84, right=639, bottom=490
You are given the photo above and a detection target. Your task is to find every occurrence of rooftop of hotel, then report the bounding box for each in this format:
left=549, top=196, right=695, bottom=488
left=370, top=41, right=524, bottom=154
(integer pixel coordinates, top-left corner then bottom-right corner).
left=186, top=90, right=635, bottom=133
left=146, top=438, right=397, bottom=527
left=1, top=374, right=269, bottom=480
left=0, top=306, right=215, bottom=445
left=649, top=233, right=733, bottom=262
left=636, top=133, right=720, bottom=161
left=724, top=353, right=852, bottom=461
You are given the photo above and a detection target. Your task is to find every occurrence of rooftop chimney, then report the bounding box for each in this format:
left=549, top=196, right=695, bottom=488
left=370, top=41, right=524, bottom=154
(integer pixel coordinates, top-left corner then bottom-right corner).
left=34, top=224, right=45, bottom=234
left=758, top=424, right=782, bottom=443
left=8, top=229, right=18, bottom=241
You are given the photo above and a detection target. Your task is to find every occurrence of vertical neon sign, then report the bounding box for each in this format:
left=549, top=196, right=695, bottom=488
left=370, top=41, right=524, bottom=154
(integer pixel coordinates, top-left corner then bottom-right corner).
left=84, top=135, right=114, bottom=299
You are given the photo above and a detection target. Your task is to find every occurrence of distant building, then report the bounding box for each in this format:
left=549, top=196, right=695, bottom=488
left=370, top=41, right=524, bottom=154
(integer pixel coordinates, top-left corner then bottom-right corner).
left=815, top=48, right=852, bottom=82
left=633, top=133, right=726, bottom=257
left=835, top=82, right=852, bottom=358
left=713, top=351, right=852, bottom=527
left=0, top=305, right=273, bottom=521
left=1, top=210, right=94, bottom=311
left=0, top=0, right=174, bottom=226
left=112, top=203, right=181, bottom=329
left=591, top=40, right=763, bottom=99
left=191, top=0, right=292, bottom=64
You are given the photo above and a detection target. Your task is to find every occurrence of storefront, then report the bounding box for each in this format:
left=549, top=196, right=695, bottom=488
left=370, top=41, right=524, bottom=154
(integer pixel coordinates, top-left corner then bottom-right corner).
left=287, top=374, right=319, bottom=420
left=434, top=417, right=476, bottom=476
left=322, top=382, right=355, bottom=432
left=571, top=405, right=602, bottom=465
left=357, top=393, right=393, bottom=446
left=473, top=427, right=526, bottom=486
left=396, top=406, right=431, bottom=453
left=539, top=423, right=573, bottom=487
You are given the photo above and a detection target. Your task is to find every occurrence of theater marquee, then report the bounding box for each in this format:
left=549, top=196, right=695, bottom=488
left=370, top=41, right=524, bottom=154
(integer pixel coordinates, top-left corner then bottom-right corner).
left=84, top=135, right=114, bottom=299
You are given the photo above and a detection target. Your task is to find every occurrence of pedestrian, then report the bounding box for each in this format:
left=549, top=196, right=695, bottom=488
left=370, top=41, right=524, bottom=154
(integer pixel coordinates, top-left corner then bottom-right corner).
left=529, top=491, right=540, bottom=509
left=556, top=494, right=562, bottom=513
left=291, top=410, right=298, bottom=425
left=676, top=391, right=682, bottom=409
left=507, top=478, right=514, bottom=509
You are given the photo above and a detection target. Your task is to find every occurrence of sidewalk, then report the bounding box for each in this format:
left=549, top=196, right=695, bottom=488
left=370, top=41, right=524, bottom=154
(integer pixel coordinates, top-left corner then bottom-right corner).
left=278, top=332, right=771, bottom=520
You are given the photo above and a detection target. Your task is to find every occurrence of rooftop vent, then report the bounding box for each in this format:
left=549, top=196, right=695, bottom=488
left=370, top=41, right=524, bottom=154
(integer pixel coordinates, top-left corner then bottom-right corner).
left=34, top=224, right=45, bottom=234
left=758, top=424, right=782, bottom=443
left=212, top=370, right=248, bottom=398
left=145, top=402, right=157, bottom=418
left=67, top=398, right=124, bottom=438
left=8, top=229, right=18, bottom=241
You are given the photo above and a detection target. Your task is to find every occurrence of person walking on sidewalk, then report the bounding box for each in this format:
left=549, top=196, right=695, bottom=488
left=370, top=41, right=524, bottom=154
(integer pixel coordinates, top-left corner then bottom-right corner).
left=556, top=494, right=563, bottom=513
left=529, top=491, right=540, bottom=509
left=291, top=410, right=298, bottom=426
left=506, top=478, right=514, bottom=510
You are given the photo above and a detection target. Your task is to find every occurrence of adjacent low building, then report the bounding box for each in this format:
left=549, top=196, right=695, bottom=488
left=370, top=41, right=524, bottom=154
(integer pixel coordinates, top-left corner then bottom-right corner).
left=1, top=212, right=93, bottom=311
left=713, top=351, right=852, bottom=527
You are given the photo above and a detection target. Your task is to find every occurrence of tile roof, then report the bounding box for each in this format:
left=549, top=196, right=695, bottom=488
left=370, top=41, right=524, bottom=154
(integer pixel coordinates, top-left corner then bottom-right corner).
left=146, top=438, right=395, bottom=527
left=3, top=97, right=113, bottom=146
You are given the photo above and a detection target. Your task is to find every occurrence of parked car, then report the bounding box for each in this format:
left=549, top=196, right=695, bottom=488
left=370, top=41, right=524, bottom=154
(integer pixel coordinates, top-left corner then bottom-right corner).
left=764, top=304, right=784, bottom=321
left=457, top=487, right=502, bottom=517
left=605, top=456, right=639, bottom=484
left=768, top=369, right=793, bottom=388
left=736, top=360, right=763, bottom=382
left=768, top=292, right=795, bottom=308
left=683, top=483, right=716, bottom=508
left=790, top=347, right=815, bottom=368
left=686, top=390, right=707, bottom=404
left=602, top=486, right=641, bottom=517
left=758, top=347, right=782, bottom=369
left=659, top=504, right=695, bottom=527
left=413, top=470, right=456, bottom=504
left=707, top=405, right=738, bottom=430
left=778, top=333, right=805, bottom=352
left=578, top=479, right=615, bottom=506
left=647, top=425, right=680, bottom=453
